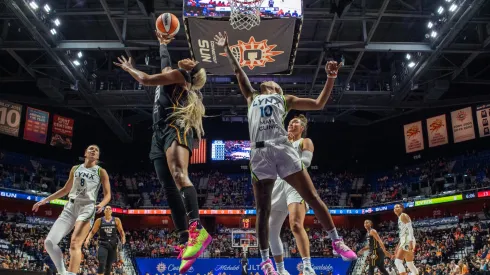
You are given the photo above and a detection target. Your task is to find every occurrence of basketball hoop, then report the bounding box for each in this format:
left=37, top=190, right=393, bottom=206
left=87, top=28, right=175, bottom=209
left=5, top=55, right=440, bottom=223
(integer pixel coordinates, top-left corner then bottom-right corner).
left=241, top=243, right=249, bottom=256
left=229, top=0, right=264, bottom=30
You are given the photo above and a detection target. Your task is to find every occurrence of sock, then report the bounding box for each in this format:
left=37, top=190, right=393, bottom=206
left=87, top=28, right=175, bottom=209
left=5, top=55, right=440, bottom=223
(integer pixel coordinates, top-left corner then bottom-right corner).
left=260, top=249, right=270, bottom=262
left=178, top=230, right=189, bottom=246
left=189, top=218, right=203, bottom=230
left=44, top=239, right=66, bottom=275
left=327, top=228, right=340, bottom=240
left=180, top=186, right=200, bottom=223
left=276, top=261, right=285, bottom=273
left=302, top=257, right=312, bottom=269
left=66, top=272, right=76, bottom=275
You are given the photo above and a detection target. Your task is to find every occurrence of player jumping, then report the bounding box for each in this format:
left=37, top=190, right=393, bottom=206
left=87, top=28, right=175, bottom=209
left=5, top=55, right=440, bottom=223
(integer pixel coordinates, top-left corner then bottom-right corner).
left=32, top=145, right=111, bottom=275
left=114, top=32, right=211, bottom=273
left=393, top=204, right=419, bottom=275
left=269, top=115, right=315, bottom=275
left=216, top=31, right=357, bottom=275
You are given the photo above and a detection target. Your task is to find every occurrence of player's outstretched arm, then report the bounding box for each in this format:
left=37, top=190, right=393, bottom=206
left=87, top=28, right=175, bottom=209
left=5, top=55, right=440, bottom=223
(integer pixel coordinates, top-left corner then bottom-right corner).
left=32, top=166, right=76, bottom=212
left=286, top=61, right=341, bottom=111
left=156, top=31, right=174, bottom=73
left=214, top=31, right=254, bottom=104
left=97, top=168, right=111, bottom=213
left=114, top=55, right=186, bottom=86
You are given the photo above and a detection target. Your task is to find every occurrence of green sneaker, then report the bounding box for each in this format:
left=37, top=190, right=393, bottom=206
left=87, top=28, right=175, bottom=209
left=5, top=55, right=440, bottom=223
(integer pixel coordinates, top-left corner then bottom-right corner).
left=175, top=244, right=196, bottom=274
left=182, top=221, right=213, bottom=260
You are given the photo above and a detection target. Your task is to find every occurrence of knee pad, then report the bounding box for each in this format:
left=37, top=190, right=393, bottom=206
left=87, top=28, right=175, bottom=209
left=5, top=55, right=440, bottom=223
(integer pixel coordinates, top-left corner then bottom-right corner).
left=406, top=261, right=418, bottom=274
left=394, top=259, right=406, bottom=273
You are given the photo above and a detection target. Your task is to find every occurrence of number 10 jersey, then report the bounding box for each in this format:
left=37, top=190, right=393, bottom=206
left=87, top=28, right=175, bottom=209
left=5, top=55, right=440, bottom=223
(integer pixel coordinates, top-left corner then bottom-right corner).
left=68, top=164, right=102, bottom=203
left=247, top=93, right=288, bottom=142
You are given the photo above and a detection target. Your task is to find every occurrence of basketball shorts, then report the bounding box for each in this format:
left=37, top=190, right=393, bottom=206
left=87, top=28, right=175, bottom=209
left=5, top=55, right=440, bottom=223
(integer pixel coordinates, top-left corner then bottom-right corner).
left=398, top=237, right=415, bottom=251
left=271, top=179, right=309, bottom=212
left=250, top=139, right=304, bottom=181
left=149, top=123, right=194, bottom=160
left=58, top=200, right=96, bottom=224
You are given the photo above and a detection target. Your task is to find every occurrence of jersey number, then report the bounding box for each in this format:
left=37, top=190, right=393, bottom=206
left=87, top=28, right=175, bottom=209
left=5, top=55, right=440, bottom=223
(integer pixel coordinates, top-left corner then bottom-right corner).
left=80, top=178, right=85, bottom=186
left=260, top=105, right=273, bottom=118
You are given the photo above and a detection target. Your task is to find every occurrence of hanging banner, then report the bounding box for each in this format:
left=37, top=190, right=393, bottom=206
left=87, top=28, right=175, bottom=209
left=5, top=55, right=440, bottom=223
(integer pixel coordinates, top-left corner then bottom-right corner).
left=404, top=121, right=424, bottom=153
left=451, top=107, right=475, bottom=143
left=50, top=114, right=74, bottom=149
left=476, top=104, right=490, bottom=138
left=186, top=17, right=297, bottom=75
left=0, top=100, right=22, bottom=137
left=426, top=114, right=448, bottom=147
left=23, top=107, right=49, bottom=144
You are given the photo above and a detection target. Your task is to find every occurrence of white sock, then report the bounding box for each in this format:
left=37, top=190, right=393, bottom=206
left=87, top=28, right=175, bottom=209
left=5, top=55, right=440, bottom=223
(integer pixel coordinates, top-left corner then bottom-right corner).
left=66, top=272, right=76, bottom=275
left=276, top=261, right=285, bottom=273
left=44, top=239, right=66, bottom=275
left=302, top=257, right=312, bottom=269
left=327, top=228, right=340, bottom=240
left=260, top=249, right=270, bottom=262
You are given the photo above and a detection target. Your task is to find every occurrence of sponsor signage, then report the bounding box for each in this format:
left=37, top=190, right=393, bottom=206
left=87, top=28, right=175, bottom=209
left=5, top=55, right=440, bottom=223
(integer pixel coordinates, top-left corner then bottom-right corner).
left=23, top=107, right=49, bottom=144
left=404, top=121, right=424, bottom=153
left=187, top=18, right=297, bottom=75
left=451, top=107, right=475, bottom=143
left=135, top=258, right=351, bottom=275
left=478, top=190, right=490, bottom=198
left=414, top=194, right=462, bottom=206
left=426, top=114, right=448, bottom=147
left=0, top=100, right=22, bottom=137
left=412, top=216, right=459, bottom=228
left=50, top=114, right=74, bottom=149
left=476, top=105, right=490, bottom=138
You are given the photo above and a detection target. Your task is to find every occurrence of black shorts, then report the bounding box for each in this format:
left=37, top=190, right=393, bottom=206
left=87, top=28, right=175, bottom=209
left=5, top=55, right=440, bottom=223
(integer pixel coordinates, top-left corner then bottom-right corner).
left=97, top=242, right=117, bottom=275
left=369, top=248, right=385, bottom=267
left=149, top=124, right=194, bottom=160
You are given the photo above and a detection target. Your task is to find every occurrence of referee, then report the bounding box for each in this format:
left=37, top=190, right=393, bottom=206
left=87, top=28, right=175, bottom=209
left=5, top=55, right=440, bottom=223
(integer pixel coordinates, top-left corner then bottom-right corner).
left=84, top=206, right=126, bottom=275
left=357, top=220, right=391, bottom=275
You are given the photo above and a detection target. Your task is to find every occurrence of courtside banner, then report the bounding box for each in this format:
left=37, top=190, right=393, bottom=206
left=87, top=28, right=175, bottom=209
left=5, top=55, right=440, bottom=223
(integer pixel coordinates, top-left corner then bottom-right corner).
left=135, top=258, right=351, bottom=275
left=426, top=114, right=448, bottom=147
left=23, top=107, right=49, bottom=144
left=50, top=114, right=74, bottom=150
left=0, top=100, right=22, bottom=137
left=451, top=106, right=475, bottom=143
left=476, top=104, right=490, bottom=138
left=404, top=121, right=424, bottom=153
left=187, top=18, right=296, bottom=75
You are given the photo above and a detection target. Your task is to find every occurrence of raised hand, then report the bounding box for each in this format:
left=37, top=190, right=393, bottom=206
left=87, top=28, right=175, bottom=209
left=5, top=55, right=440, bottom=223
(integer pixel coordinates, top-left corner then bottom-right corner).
left=113, top=56, right=134, bottom=72
left=325, top=60, right=342, bottom=78
left=32, top=199, right=48, bottom=212
left=155, top=30, right=174, bottom=45
left=214, top=31, right=229, bottom=47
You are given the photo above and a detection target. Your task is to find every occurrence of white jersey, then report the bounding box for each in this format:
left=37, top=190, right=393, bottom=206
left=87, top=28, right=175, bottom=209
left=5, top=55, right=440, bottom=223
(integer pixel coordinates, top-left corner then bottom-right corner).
left=247, top=93, right=288, bottom=143
left=68, top=164, right=102, bottom=203
left=398, top=215, right=414, bottom=246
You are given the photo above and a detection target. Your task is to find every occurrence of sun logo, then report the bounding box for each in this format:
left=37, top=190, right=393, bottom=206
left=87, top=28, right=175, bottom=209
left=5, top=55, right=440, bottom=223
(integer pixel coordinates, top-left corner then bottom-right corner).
left=406, top=125, right=420, bottom=139
left=296, top=263, right=303, bottom=272
left=429, top=119, right=444, bottom=133
left=219, top=37, right=284, bottom=70
left=156, top=263, right=166, bottom=273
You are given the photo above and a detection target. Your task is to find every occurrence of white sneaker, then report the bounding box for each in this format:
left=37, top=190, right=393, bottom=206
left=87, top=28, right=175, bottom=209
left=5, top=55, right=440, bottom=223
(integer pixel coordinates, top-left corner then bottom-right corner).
left=303, top=266, right=316, bottom=275
left=278, top=270, right=291, bottom=275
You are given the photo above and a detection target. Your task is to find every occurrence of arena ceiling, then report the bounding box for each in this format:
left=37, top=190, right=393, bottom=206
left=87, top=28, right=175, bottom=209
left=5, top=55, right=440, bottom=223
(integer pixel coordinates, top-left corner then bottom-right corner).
left=1, top=0, right=490, bottom=142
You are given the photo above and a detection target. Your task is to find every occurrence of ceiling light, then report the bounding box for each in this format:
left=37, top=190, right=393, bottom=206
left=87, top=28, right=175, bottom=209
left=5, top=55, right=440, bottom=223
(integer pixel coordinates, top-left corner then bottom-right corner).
left=445, top=0, right=452, bottom=2
left=427, top=21, right=433, bottom=28
left=54, top=18, right=61, bottom=26
left=431, top=31, right=438, bottom=38
left=29, top=1, right=39, bottom=10
left=406, top=54, right=411, bottom=60
left=437, top=6, right=444, bottom=14
left=50, top=28, right=57, bottom=35
left=408, top=62, right=415, bottom=68
left=43, top=4, right=50, bottom=13
left=73, top=60, right=80, bottom=66
left=77, top=51, right=83, bottom=58
left=449, top=4, right=457, bottom=12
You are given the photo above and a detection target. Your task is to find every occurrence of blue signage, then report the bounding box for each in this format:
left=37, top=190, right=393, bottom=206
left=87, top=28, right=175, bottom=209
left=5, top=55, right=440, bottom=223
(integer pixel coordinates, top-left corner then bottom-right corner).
left=0, top=190, right=44, bottom=202
left=135, top=258, right=351, bottom=275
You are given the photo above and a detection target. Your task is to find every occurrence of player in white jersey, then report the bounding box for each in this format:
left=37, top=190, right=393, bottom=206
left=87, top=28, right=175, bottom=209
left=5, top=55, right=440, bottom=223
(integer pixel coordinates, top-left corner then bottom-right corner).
left=393, top=204, right=419, bottom=275
left=269, top=115, right=315, bottom=275
left=32, top=145, right=111, bottom=275
left=216, top=32, right=357, bottom=275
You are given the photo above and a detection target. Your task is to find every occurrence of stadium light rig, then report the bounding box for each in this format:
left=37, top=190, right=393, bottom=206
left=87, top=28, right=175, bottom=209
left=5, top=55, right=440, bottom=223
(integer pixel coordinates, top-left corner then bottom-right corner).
left=43, top=4, right=50, bottom=13
left=73, top=60, right=80, bottom=66
left=50, top=28, right=56, bottom=35
left=29, top=1, right=39, bottom=10
left=77, top=51, right=83, bottom=58
left=54, top=18, right=60, bottom=26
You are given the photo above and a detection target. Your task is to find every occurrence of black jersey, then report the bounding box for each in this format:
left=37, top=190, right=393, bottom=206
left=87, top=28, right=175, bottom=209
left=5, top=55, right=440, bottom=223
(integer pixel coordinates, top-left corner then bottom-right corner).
left=99, top=217, right=119, bottom=245
left=367, top=229, right=379, bottom=251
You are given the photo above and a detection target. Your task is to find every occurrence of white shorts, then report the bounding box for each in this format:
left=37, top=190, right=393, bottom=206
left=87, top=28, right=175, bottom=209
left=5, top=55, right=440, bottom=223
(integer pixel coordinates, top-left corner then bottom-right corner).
left=271, top=179, right=309, bottom=212
left=58, top=200, right=96, bottom=224
left=398, top=238, right=416, bottom=252
left=250, top=141, right=303, bottom=181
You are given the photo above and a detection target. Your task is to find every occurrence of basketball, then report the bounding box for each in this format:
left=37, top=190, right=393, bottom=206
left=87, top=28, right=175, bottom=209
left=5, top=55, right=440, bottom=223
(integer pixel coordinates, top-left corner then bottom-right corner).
left=155, top=13, right=180, bottom=37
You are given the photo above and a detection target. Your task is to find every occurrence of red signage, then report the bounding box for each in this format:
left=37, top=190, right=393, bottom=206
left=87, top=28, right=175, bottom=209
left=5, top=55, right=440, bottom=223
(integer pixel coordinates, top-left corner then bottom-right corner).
left=109, top=207, right=244, bottom=215
left=478, top=190, right=490, bottom=198
left=50, top=115, right=74, bottom=149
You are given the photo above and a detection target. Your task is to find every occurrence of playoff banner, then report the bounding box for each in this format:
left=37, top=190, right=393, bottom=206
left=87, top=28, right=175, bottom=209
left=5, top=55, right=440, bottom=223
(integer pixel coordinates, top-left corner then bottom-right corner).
left=50, top=114, right=74, bottom=149
left=404, top=121, right=424, bottom=153
left=476, top=104, right=490, bottom=138
left=187, top=18, right=296, bottom=74
left=451, top=107, right=475, bottom=143
left=426, top=114, right=448, bottom=147
left=23, top=107, right=49, bottom=144
left=0, top=100, right=22, bottom=137
left=136, top=258, right=351, bottom=275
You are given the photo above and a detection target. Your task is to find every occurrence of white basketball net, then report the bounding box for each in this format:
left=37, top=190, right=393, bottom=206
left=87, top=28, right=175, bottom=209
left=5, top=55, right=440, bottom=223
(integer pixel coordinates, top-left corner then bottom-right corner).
left=229, top=0, right=264, bottom=31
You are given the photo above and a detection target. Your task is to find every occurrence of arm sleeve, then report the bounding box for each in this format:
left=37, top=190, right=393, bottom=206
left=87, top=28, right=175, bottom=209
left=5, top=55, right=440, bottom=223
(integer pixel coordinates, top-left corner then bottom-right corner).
left=300, top=150, right=313, bottom=168
left=160, top=44, right=172, bottom=70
